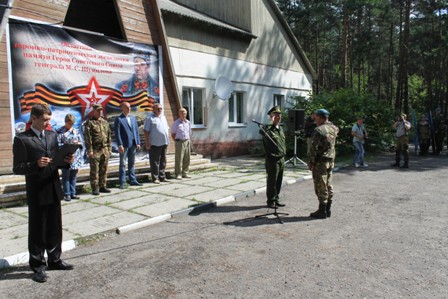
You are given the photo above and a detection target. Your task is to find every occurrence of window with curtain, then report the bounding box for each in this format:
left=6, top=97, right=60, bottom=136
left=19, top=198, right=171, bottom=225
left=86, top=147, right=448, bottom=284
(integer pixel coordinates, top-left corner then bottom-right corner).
left=228, top=91, right=245, bottom=125
left=182, top=87, right=204, bottom=127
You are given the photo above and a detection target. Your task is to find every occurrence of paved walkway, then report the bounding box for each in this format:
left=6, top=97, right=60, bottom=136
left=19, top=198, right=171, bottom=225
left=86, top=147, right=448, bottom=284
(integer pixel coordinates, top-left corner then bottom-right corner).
left=0, top=156, right=312, bottom=268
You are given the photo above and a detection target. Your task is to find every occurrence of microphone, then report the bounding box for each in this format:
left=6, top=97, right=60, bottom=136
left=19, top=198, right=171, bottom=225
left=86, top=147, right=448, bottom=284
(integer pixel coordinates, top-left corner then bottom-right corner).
left=252, top=119, right=264, bottom=126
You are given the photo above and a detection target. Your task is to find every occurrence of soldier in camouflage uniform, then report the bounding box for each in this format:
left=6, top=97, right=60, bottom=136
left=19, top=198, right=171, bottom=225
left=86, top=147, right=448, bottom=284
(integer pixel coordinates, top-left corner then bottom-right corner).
left=84, top=104, right=112, bottom=195
left=308, top=109, right=339, bottom=219
left=260, top=106, right=286, bottom=209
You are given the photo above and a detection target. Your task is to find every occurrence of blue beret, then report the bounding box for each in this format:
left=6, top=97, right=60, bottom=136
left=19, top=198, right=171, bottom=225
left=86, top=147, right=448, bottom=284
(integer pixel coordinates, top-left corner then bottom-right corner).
left=316, top=108, right=330, bottom=116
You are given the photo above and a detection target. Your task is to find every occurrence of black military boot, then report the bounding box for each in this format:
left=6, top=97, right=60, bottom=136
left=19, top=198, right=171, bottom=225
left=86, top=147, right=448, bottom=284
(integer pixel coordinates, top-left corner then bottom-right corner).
left=310, top=203, right=327, bottom=219
left=326, top=200, right=332, bottom=217
left=391, top=150, right=400, bottom=167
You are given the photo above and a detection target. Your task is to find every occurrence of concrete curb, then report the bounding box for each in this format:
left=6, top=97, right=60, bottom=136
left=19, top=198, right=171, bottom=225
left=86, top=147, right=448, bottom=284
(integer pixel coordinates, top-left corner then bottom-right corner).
left=116, top=214, right=172, bottom=234
left=1, top=240, right=76, bottom=269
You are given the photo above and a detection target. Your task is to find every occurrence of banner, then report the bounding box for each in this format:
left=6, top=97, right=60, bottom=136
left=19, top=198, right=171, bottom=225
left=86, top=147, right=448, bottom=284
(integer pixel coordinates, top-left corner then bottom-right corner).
left=7, top=18, right=162, bottom=150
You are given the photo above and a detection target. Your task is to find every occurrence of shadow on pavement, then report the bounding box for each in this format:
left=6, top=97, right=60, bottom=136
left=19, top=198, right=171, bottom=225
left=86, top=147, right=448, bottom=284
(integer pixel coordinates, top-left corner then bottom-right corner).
left=189, top=205, right=267, bottom=216
left=341, top=151, right=448, bottom=174
left=223, top=215, right=315, bottom=227
left=0, top=265, right=31, bottom=281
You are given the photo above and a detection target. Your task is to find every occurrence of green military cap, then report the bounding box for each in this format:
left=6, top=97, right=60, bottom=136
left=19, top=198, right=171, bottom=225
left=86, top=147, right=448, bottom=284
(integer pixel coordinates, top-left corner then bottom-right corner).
left=267, top=105, right=281, bottom=115
left=92, top=104, right=103, bottom=111
left=316, top=108, right=330, bottom=116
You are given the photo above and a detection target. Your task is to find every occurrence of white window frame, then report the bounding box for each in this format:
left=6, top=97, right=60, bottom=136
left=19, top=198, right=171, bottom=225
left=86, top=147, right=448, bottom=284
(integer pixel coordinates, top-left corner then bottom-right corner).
left=273, top=94, right=285, bottom=109
left=228, top=91, right=246, bottom=127
left=182, top=87, right=205, bottom=128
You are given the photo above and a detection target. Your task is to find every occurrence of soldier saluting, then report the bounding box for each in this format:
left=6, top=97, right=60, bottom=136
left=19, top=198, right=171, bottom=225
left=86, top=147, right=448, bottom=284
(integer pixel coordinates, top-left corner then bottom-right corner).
left=308, top=109, right=339, bottom=219
left=84, top=104, right=112, bottom=195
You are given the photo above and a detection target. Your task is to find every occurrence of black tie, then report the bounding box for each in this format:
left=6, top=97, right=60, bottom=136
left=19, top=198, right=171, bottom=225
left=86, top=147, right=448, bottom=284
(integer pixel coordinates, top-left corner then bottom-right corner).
left=40, top=132, right=47, bottom=147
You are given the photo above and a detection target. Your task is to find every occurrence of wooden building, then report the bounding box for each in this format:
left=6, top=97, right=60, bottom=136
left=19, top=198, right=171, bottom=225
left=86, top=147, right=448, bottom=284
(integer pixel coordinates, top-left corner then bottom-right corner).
left=0, top=0, right=316, bottom=174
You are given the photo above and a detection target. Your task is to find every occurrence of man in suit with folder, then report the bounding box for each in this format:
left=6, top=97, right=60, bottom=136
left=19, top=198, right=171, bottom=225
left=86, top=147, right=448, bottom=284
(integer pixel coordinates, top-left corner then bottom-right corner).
left=12, top=104, right=74, bottom=283
left=115, top=101, right=142, bottom=189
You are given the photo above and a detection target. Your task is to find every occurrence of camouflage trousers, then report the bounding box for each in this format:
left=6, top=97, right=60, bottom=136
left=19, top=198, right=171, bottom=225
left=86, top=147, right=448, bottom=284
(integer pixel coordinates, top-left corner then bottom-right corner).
left=312, top=160, right=334, bottom=204
left=90, top=151, right=109, bottom=190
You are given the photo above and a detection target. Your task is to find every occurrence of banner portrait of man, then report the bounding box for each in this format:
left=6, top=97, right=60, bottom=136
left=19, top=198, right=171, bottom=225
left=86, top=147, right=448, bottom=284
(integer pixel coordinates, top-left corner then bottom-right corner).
left=7, top=18, right=162, bottom=155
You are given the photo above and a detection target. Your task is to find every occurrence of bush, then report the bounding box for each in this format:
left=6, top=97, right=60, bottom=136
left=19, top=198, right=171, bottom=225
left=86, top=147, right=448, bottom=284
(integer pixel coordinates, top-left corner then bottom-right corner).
left=287, top=89, right=396, bottom=157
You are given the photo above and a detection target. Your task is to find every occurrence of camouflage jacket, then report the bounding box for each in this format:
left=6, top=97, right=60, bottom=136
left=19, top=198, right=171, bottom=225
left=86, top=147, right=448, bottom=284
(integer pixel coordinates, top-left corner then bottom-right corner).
left=309, top=121, right=339, bottom=166
left=261, top=124, right=286, bottom=159
left=84, top=117, right=112, bottom=153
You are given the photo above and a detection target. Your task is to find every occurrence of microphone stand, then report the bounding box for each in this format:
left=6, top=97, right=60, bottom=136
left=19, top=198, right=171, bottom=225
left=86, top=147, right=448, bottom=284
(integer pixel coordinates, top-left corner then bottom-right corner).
left=253, top=121, right=288, bottom=224
left=255, top=121, right=279, bottom=149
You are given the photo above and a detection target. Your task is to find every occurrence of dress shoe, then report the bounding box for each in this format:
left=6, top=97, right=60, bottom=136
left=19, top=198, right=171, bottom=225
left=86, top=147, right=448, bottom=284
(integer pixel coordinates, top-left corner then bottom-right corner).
left=48, top=260, right=74, bottom=271
left=99, top=187, right=111, bottom=193
left=130, top=181, right=143, bottom=186
left=70, top=195, right=80, bottom=200
left=64, top=196, right=71, bottom=202
left=182, top=174, right=191, bottom=178
left=32, top=270, right=48, bottom=283
left=153, top=179, right=160, bottom=184
left=176, top=175, right=182, bottom=180
left=160, top=178, right=170, bottom=183
left=276, top=202, right=286, bottom=207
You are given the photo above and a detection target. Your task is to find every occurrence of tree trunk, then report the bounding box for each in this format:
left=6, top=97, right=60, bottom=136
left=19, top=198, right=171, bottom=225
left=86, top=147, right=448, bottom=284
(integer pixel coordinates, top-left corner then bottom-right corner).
left=341, top=5, right=349, bottom=88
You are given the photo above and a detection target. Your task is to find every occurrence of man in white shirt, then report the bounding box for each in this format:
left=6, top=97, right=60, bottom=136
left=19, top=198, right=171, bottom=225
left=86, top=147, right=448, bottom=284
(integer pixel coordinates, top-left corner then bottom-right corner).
left=351, top=117, right=368, bottom=168
left=391, top=113, right=411, bottom=168
left=143, top=103, right=170, bottom=183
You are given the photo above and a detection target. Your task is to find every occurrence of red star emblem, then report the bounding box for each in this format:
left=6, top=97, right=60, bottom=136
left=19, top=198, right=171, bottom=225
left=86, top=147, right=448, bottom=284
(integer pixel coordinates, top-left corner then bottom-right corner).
left=71, top=77, right=114, bottom=118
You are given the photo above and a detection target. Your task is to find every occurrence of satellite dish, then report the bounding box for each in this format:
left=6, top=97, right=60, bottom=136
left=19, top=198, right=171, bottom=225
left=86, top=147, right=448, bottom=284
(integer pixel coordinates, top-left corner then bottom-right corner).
left=214, top=75, right=233, bottom=101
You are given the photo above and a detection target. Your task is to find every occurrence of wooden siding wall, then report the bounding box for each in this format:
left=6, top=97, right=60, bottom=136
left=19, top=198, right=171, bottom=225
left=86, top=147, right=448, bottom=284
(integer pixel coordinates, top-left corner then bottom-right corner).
left=0, top=0, right=177, bottom=174
left=174, top=0, right=252, bottom=31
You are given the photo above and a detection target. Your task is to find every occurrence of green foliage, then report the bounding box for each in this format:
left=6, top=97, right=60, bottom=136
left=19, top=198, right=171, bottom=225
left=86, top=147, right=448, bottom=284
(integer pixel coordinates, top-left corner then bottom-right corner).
left=277, top=0, right=448, bottom=116
left=408, top=74, right=428, bottom=112
left=287, top=89, right=397, bottom=157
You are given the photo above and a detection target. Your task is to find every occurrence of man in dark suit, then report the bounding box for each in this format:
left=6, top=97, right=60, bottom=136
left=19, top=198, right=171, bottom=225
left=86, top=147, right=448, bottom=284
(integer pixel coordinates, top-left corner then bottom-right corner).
left=13, top=104, right=74, bottom=283
left=115, top=101, right=142, bottom=189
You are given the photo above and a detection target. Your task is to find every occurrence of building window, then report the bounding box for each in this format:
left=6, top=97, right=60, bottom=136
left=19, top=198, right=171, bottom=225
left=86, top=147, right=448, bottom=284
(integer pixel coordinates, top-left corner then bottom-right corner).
left=228, top=91, right=245, bottom=125
left=182, top=88, right=204, bottom=127
left=273, top=94, right=284, bottom=108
